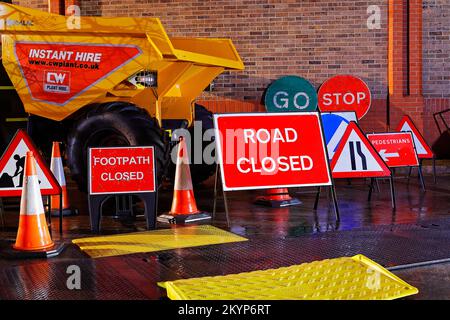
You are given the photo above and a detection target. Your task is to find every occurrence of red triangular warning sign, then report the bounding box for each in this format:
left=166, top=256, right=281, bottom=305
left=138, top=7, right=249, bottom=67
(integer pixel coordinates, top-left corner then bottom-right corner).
left=331, top=122, right=391, bottom=178
left=0, top=130, right=61, bottom=197
left=396, top=115, right=433, bottom=159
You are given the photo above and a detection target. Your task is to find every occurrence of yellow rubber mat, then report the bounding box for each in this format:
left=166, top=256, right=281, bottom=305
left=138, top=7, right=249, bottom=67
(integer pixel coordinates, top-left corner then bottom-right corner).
left=72, top=225, right=247, bottom=258
left=159, top=255, right=418, bottom=300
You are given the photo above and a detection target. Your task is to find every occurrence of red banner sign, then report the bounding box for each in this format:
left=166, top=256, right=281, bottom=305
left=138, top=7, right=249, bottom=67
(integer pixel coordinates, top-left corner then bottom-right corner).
left=15, top=42, right=141, bottom=105
left=89, top=147, right=156, bottom=195
left=318, top=75, right=372, bottom=119
left=213, top=112, right=332, bottom=191
left=367, top=132, right=419, bottom=168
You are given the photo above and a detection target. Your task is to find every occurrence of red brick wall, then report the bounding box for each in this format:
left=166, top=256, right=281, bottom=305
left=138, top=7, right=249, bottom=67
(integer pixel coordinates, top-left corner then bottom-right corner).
left=10, top=0, right=450, bottom=145
left=422, top=0, right=450, bottom=143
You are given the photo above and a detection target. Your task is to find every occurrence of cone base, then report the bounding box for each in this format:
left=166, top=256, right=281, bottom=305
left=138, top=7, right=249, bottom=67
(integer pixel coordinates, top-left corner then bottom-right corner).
left=254, top=197, right=302, bottom=208
left=50, top=208, right=79, bottom=217
left=3, top=242, right=65, bottom=259
left=157, top=212, right=211, bottom=224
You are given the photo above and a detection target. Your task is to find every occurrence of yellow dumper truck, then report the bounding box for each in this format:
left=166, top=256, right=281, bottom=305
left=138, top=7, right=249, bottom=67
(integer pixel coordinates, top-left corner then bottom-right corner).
left=0, top=3, right=244, bottom=190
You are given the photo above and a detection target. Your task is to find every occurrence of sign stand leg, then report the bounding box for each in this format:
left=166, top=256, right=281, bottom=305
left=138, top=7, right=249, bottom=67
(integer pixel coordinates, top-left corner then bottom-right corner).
left=330, top=185, right=340, bottom=221
left=418, top=163, right=426, bottom=192
left=389, top=175, right=396, bottom=210
left=407, top=166, right=413, bottom=184
left=374, top=178, right=380, bottom=193
left=368, top=178, right=374, bottom=202
left=313, top=187, right=321, bottom=210
left=212, top=164, right=230, bottom=227
left=0, top=198, right=5, bottom=230
left=432, top=157, right=437, bottom=184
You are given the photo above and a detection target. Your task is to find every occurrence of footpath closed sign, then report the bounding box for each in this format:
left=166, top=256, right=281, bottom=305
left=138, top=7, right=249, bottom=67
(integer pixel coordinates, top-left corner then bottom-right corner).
left=89, top=146, right=156, bottom=195
left=213, top=112, right=332, bottom=191
left=318, top=75, right=372, bottom=119
left=367, top=132, right=419, bottom=168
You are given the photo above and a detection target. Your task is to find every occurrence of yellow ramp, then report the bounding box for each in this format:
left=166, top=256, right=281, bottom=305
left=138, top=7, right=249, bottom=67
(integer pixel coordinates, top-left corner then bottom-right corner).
left=72, top=225, right=247, bottom=258
left=159, top=255, right=418, bottom=300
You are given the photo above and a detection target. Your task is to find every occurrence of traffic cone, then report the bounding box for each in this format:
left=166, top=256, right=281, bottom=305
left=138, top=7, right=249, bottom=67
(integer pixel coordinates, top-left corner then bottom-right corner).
left=254, top=188, right=302, bottom=208
left=13, top=151, right=54, bottom=251
left=157, top=137, right=211, bottom=224
left=50, top=142, right=77, bottom=216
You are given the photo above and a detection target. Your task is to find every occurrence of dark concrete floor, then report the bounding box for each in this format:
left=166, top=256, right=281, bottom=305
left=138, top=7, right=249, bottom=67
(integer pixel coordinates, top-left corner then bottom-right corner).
left=0, top=171, right=450, bottom=300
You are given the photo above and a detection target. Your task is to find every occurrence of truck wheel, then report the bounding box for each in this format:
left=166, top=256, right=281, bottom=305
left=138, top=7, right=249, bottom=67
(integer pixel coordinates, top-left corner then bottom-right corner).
left=168, top=104, right=216, bottom=185
left=67, top=102, right=168, bottom=192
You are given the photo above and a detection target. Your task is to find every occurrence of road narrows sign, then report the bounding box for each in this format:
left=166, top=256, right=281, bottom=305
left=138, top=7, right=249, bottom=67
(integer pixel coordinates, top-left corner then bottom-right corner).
left=331, top=122, right=391, bottom=178
left=0, top=130, right=60, bottom=197
left=395, top=115, right=433, bottom=159
left=367, top=132, right=419, bottom=168
left=213, top=112, right=331, bottom=191
left=321, top=111, right=358, bottom=160
left=318, top=75, right=372, bottom=120
left=89, top=146, right=156, bottom=195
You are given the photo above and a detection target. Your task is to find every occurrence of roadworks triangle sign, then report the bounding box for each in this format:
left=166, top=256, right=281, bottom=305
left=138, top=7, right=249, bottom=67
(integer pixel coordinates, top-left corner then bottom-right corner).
left=0, top=130, right=61, bottom=197
left=396, top=115, right=433, bottom=159
left=331, top=122, right=391, bottom=178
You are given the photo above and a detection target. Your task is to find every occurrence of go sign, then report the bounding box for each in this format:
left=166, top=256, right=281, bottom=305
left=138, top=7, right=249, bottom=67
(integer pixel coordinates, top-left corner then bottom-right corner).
left=264, top=76, right=318, bottom=112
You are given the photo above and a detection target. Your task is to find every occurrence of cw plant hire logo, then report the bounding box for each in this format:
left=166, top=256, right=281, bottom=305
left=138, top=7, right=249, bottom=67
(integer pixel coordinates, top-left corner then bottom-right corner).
left=0, top=4, right=34, bottom=28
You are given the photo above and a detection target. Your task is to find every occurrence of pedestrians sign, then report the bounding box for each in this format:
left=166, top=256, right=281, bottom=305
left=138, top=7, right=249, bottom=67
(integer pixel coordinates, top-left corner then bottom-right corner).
left=367, top=132, right=419, bottom=168
left=264, top=76, right=318, bottom=112
left=213, top=112, right=332, bottom=191
left=331, top=122, right=391, bottom=178
left=395, top=115, right=433, bottom=159
left=321, top=111, right=358, bottom=160
left=0, top=130, right=60, bottom=197
left=318, top=75, right=372, bottom=119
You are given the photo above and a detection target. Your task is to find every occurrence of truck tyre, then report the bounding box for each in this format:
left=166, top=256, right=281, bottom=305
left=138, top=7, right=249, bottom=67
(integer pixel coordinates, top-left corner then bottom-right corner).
left=168, top=104, right=216, bottom=185
left=67, top=102, right=168, bottom=192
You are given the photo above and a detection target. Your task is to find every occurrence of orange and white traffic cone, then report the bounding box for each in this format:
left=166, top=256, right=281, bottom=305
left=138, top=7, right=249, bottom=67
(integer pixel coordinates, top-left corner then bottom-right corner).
left=254, top=188, right=302, bottom=208
left=13, top=151, right=54, bottom=252
left=50, top=142, right=77, bottom=216
left=157, top=137, right=210, bottom=224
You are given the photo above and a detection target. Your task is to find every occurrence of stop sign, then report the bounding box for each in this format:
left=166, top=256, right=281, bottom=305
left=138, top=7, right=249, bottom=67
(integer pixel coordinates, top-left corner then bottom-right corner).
left=318, top=75, right=372, bottom=119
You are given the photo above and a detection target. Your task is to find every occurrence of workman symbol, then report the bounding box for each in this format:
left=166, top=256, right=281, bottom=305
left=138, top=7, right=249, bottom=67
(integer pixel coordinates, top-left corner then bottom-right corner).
left=0, top=154, right=25, bottom=188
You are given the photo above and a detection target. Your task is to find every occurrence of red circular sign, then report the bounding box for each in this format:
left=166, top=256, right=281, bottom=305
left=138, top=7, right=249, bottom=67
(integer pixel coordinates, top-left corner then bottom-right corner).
left=318, top=75, right=372, bottom=119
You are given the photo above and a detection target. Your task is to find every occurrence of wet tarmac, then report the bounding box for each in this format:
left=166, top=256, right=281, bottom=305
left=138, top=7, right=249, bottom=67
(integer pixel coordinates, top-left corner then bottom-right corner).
left=0, top=171, right=449, bottom=300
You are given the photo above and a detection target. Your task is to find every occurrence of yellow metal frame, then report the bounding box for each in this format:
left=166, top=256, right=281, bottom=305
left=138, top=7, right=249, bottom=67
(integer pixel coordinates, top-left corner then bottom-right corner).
left=0, top=3, right=244, bottom=125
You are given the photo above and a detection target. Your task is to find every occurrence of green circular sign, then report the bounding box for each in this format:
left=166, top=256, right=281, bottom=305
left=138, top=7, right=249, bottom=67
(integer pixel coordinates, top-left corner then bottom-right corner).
left=264, top=76, right=318, bottom=112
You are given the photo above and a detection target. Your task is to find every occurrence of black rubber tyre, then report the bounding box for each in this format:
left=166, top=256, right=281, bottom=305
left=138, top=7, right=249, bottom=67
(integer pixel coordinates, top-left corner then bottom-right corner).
left=168, top=104, right=216, bottom=185
left=67, top=102, right=169, bottom=192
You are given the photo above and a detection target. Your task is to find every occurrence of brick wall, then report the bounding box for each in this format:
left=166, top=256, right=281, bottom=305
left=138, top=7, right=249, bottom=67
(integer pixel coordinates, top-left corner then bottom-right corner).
left=422, top=0, right=450, bottom=143
left=423, top=0, right=450, bottom=97
left=10, top=0, right=450, bottom=144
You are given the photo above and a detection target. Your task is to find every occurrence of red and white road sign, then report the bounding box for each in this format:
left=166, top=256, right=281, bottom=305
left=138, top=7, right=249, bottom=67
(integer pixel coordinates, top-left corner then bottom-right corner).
left=89, top=146, right=156, bottom=195
left=395, top=115, right=433, bottom=159
left=213, top=112, right=332, bottom=191
left=331, top=122, right=391, bottom=178
left=0, top=130, right=61, bottom=197
left=367, top=132, right=419, bottom=168
left=318, top=75, right=372, bottom=120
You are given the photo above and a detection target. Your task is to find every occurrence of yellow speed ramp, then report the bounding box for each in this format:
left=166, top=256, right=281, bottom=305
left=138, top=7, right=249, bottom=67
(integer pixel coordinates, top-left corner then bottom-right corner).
left=73, top=225, right=247, bottom=258
left=159, top=255, right=418, bottom=300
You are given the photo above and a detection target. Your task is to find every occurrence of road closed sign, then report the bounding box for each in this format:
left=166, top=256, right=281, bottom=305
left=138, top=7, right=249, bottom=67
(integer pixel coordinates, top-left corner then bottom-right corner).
left=367, top=132, right=419, bottom=168
left=89, top=146, right=156, bottom=195
left=213, top=112, right=332, bottom=191
left=318, top=75, right=372, bottom=119
left=264, top=76, right=318, bottom=112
